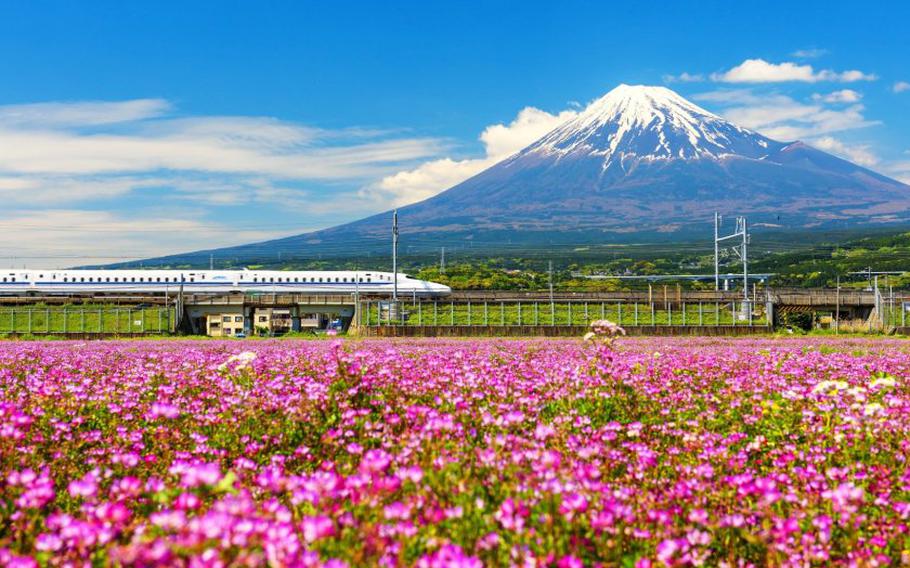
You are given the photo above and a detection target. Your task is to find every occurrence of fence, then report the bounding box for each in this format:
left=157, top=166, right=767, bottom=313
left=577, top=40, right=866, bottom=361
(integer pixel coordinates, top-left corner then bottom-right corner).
left=877, top=292, right=910, bottom=331
left=360, top=299, right=769, bottom=328
left=0, top=307, right=175, bottom=336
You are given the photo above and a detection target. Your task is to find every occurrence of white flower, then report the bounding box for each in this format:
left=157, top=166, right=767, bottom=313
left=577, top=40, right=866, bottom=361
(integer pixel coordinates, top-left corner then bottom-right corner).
left=218, top=351, right=257, bottom=371
left=582, top=332, right=596, bottom=343
left=863, top=402, right=884, bottom=416
left=846, top=387, right=867, bottom=400
left=870, top=376, right=897, bottom=389
left=589, top=319, right=626, bottom=337
left=811, top=380, right=849, bottom=395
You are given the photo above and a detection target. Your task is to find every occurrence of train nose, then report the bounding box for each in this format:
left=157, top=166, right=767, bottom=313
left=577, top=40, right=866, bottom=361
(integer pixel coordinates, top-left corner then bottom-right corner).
left=433, top=283, right=452, bottom=295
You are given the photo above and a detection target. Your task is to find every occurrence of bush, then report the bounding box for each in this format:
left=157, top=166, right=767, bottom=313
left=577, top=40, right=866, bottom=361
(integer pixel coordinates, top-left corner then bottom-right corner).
left=782, top=311, right=814, bottom=331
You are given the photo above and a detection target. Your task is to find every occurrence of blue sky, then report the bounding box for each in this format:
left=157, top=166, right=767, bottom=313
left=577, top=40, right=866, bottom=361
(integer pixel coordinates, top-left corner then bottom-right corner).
left=0, top=0, right=908, bottom=265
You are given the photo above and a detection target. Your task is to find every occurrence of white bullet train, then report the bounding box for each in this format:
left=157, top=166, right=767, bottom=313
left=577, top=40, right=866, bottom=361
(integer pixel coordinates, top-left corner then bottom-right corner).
left=0, top=269, right=451, bottom=297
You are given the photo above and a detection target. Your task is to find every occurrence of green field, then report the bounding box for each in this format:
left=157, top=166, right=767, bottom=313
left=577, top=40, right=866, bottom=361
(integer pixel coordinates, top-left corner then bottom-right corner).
left=0, top=305, right=175, bottom=335
left=361, top=300, right=768, bottom=327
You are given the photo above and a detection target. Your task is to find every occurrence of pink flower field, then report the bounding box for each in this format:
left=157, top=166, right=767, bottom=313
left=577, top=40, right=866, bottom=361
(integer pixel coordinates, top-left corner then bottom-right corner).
left=1, top=337, right=909, bottom=566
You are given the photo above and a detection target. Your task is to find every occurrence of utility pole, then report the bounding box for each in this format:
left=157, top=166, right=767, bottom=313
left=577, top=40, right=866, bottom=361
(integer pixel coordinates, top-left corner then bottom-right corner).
left=440, top=247, right=446, bottom=274
left=177, top=273, right=184, bottom=333
left=835, top=275, right=840, bottom=335
left=354, top=270, right=360, bottom=328
left=715, top=214, right=749, bottom=300
left=874, top=275, right=880, bottom=331
left=209, top=254, right=214, bottom=270
left=392, top=209, right=399, bottom=302
left=714, top=212, right=720, bottom=291
left=548, top=260, right=554, bottom=303
left=741, top=216, right=748, bottom=302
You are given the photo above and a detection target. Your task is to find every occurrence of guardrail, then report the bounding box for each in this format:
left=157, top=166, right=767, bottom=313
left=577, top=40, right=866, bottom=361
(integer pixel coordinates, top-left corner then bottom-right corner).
left=359, top=299, right=769, bottom=328
left=0, top=307, right=175, bottom=336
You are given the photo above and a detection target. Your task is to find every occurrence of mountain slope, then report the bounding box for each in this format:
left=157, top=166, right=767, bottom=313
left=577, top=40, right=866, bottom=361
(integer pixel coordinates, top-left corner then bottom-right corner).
left=136, top=84, right=910, bottom=265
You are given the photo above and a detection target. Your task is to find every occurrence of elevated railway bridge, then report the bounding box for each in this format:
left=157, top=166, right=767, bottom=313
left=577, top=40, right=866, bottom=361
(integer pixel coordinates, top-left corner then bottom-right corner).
left=0, top=287, right=903, bottom=336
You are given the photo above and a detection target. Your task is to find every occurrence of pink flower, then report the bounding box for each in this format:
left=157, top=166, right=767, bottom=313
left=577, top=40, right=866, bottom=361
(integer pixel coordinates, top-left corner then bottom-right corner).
left=416, top=544, right=481, bottom=568
left=147, top=402, right=180, bottom=420
left=495, top=498, right=529, bottom=532
left=301, top=515, right=335, bottom=543
left=383, top=501, right=411, bottom=520
left=359, top=449, right=392, bottom=474
left=168, top=461, right=223, bottom=488
left=656, top=538, right=680, bottom=565
left=559, top=492, right=588, bottom=521
left=68, top=472, right=98, bottom=498
left=34, top=533, right=63, bottom=552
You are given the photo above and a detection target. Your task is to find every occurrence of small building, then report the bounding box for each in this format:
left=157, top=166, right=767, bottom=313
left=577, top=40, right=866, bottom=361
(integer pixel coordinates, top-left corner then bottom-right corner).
left=207, top=313, right=246, bottom=337
left=253, top=308, right=292, bottom=335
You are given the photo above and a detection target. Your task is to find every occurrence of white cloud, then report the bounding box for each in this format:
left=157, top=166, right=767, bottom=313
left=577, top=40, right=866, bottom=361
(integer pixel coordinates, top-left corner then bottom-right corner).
left=710, top=59, right=877, bottom=83
left=0, top=98, right=456, bottom=262
left=0, top=99, right=444, bottom=182
left=364, top=106, right=578, bottom=207
left=808, top=136, right=879, bottom=167
left=0, top=209, right=290, bottom=268
left=792, top=48, right=828, bottom=59
left=663, top=72, right=705, bottom=83
left=0, top=124, right=442, bottom=179
left=0, top=99, right=170, bottom=127
left=894, top=81, right=910, bottom=93
left=812, top=89, right=862, bottom=103
left=694, top=89, right=879, bottom=140
left=0, top=176, right=142, bottom=204
left=884, top=160, right=910, bottom=184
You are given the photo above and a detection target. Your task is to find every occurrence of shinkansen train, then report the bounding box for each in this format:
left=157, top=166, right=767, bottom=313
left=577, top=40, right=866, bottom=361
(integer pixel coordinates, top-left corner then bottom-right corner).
left=0, top=269, right=451, bottom=297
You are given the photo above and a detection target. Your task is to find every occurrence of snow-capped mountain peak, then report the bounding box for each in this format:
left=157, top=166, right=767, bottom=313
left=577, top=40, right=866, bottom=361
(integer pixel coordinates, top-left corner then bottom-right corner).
left=525, top=84, right=782, bottom=164
left=152, top=84, right=910, bottom=266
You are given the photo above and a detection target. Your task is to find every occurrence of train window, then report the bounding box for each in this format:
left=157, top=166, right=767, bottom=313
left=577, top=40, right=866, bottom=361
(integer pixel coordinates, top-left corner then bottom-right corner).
left=190, top=278, right=194, bottom=282
left=253, top=277, right=258, bottom=282
left=81, top=277, right=85, bottom=282
left=63, top=277, right=68, bottom=282
left=270, top=277, right=274, bottom=282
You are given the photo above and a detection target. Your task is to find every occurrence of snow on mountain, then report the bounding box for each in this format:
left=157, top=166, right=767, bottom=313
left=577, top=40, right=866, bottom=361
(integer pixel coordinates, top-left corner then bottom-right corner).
left=135, top=85, right=910, bottom=265
left=521, top=84, right=783, bottom=166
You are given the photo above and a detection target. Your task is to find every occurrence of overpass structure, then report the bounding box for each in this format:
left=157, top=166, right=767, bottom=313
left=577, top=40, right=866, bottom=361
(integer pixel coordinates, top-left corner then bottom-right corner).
left=0, top=287, right=903, bottom=336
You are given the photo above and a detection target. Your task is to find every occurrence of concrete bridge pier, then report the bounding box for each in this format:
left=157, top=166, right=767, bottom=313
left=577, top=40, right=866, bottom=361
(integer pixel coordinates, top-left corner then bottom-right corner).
left=291, top=305, right=301, bottom=332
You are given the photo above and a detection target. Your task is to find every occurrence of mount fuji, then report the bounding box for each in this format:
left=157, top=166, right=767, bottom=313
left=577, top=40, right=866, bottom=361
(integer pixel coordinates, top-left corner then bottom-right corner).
left=142, top=84, right=910, bottom=264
